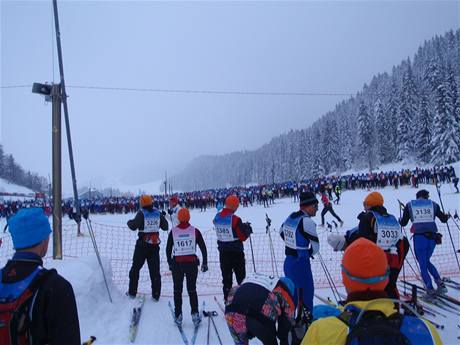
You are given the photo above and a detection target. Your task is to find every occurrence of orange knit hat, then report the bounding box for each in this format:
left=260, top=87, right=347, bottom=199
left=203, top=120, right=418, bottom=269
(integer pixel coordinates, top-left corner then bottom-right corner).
left=225, top=195, right=239, bottom=211
left=177, top=208, right=190, bottom=223
left=363, top=191, right=384, bottom=208
left=139, top=195, right=153, bottom=208
left=341, top=238, right=389, bottom=293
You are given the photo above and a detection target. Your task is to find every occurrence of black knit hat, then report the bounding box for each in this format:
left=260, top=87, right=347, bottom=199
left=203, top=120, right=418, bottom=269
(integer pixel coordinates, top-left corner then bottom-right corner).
left=416, top=189, right=430, bottom=199
left=300, top=192, right=318, bottom=207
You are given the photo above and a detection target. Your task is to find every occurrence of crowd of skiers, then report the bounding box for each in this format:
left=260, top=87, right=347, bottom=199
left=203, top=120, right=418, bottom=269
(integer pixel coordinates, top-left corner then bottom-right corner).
left=123, top=186, right=451, bottom=345
left=0, top=166, right=457, bottom=344
left=1, top=164, right=458, bottom=222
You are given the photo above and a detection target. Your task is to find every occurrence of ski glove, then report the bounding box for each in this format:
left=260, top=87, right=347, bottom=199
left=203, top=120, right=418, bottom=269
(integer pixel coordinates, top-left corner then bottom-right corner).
left=327, top=233, right=346, bottom=251
left=161, top=210, right=166, bottom=216
left=201, top=263, right=208, bottom=273
left=167, top=209, right=173, bottom=215
left=244, top=222, right=253, bottom=234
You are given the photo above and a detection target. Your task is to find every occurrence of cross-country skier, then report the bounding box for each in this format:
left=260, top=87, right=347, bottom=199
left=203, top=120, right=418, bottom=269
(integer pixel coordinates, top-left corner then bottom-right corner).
left=213, top=195, right=252, bottom=301
left=225, top=274, right=295, bottom=345
left=279, top=191, right=319, bottom=328
left=166, top=208, right=208, bottom=326
left=328, top=192, right=409, bottom=299
left=303, top=238, right=442, bottom=345
left=399, top=189, right=450, bottom=296
left=127, top=194, right=169, bottom=300
left=168, top=195, right=181, bottom=227
left=319, top=188, right=343, bottom=227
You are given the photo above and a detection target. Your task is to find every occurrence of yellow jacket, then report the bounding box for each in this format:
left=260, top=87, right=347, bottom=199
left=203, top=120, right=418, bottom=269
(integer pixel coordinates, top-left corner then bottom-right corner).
left=302, top=299, right=442, bottom=345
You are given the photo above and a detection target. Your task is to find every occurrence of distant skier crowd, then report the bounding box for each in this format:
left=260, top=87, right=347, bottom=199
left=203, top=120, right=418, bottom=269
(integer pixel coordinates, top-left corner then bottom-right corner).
left=0, top=164, right=458, bottom=220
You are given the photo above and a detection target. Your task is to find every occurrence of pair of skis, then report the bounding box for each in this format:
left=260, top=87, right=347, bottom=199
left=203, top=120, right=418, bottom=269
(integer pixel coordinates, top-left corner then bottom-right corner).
left=168, top=301, right=202, bottom=345
left=129, top=296, right=146, bottom=343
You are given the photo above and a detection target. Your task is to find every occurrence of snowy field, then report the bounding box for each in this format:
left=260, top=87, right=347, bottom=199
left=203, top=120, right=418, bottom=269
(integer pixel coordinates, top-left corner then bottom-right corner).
left=1, top=183, right=459, bottom=344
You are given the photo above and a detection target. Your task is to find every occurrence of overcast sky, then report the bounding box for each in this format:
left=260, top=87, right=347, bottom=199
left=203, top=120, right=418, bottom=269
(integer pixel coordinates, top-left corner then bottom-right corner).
left=1, top=0, right=459, bottom=191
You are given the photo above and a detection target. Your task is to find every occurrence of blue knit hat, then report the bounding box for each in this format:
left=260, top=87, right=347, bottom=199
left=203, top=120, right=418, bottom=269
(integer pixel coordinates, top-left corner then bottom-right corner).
left=8, top=208, right=52, bottom=250
left=279, top=277, right=295, bottom=298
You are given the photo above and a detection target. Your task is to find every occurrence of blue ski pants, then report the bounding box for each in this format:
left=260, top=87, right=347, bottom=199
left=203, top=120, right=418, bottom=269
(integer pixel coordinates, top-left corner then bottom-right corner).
left=414, top=234, right=440, bottom=290
left=284, top=255, right=314, bottom=311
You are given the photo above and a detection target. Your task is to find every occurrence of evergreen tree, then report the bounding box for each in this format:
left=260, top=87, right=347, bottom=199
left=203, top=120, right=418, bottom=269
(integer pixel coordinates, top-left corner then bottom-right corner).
left=397, top=60, right=418, bottom=160
left=374, top=98, right=392, bottom=163
left=386, top=80, right=399, bottom=158
left=431, top=81, right=460, bottom=164
left=415, top=95, right=432, bottom=163
left=357, top=101, right=375, bottom=170
left=0, top=145, right=4, bottom=179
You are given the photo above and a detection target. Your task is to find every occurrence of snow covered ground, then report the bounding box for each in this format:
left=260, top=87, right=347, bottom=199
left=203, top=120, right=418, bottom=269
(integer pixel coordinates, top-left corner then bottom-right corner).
left=1, top=182, right=459, bottom=344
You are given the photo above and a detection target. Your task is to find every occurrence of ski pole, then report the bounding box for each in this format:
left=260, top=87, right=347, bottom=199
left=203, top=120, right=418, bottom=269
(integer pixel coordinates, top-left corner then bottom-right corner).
left=266, top=213, right=279, bottom=277
left=210, top=313, right=223, bottom=345
left=85, top=218, right=113, bottom=303
left=206, top=314, right=210, bottom=345
left=318, top=253, right=340, bottom=305
left=435, top=182, right=460, bottom=271
left=249, top=235, right=257, bottom=273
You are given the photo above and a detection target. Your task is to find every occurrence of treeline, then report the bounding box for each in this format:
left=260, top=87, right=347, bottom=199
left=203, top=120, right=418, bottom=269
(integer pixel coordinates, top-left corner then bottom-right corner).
left=174, top=29, right=460, bottom=191
left=0, top=145, right=47, bottom=192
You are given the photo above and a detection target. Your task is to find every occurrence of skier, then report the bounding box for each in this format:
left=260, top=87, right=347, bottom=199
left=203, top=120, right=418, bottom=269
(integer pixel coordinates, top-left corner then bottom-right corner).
left=0, top=208, right=81, bottom=345
left=213, top=195, right=252, bottom=301
left=168, top=195, right=181, bottom=227
left=328, top=192, right=408, bottom=299
left=399, top=189, right=450, bottom=296
left=127, top=194, right=169, bottom=300
left=303, top=238, right=442, bottom=345
left=319, top=188, right=343, bottom=227
left=279, top=191, right=319, bottom=329
left=225, top=274, right=295, bottom=345
left=166, top=208, right=208, bottom=326
left=333, top=184, right=341, bottom=204
left=453, top=176, right=459, bottom=193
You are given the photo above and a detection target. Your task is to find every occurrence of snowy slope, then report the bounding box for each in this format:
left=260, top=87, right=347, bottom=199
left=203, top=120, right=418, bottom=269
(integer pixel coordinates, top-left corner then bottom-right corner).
left=0, top=177, right=34, bottom=195
left=1, top=183, right=459, bottom=344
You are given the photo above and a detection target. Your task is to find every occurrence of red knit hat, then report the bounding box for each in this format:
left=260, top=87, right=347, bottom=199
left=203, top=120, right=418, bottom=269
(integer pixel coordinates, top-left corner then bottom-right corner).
left=341, top=238, right=389, bottom=293
left=139, top=195, right=153, bottom=208
left=225, top=195, right=239, bottom=211
left=177, top=208, right=190, bottom=223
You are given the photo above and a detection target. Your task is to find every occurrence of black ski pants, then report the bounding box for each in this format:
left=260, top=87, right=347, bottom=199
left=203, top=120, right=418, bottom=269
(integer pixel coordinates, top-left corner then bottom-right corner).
left=172, top=262, right=199, bottom=317
left=246, top=316, right=278, bottom=345
left=128, top=241, right=161, bottom=298
left=321, top=204, right=342, bottom=225
left=219, top=250, right=246, bottom=301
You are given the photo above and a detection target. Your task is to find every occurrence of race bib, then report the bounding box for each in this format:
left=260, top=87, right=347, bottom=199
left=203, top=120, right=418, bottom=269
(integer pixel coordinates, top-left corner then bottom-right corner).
left=374, top=213, right=401, bottom=250
left=411, top=200, right=434, bottom=223
left=144, top=217, right=160, bottom=233
left=283, top=225, right=297, bottom=249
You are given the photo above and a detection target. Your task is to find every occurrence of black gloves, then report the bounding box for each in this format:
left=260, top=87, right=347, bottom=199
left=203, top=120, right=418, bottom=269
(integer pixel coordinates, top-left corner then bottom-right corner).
left=245, top=222, right=253, bottom=234
left=201, top=263, right=208, bottom=273
left=161, top=210, right=166, bottom=216
left=167, top=209, right=173, bottom=215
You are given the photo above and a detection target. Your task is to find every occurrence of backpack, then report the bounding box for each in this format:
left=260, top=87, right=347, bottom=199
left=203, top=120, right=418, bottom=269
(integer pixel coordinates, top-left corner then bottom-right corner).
left=0, top=267, right=54, bottom=345
left=337, top=309, right=412, bottom=345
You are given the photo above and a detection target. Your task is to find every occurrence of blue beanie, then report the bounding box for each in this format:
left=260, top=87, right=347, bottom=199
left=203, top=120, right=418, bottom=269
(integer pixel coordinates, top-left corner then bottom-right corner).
left=279, top=277, right=295, bottom=298
left=8, top=208, right=52, bottom=250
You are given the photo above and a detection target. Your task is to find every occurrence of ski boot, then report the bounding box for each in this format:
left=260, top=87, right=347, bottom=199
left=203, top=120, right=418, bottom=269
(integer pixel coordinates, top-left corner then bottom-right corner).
left=436, top=280, right=448, bottom=294
left=126, top=292, right=136, bottom=299
left=192, top=312, right=202, bottom=326
left=174, top=313, right=183, bottom=326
